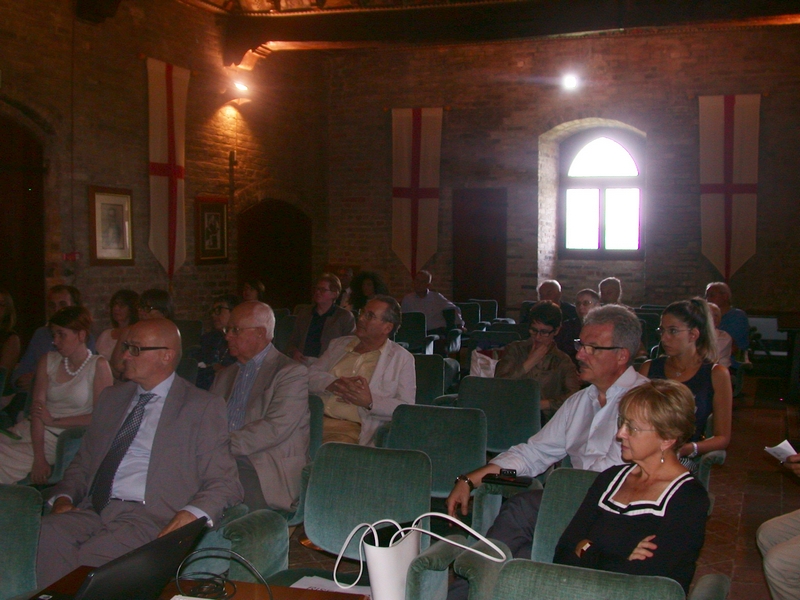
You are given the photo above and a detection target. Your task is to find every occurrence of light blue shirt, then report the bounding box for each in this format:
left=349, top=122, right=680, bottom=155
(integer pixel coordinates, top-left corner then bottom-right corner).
left=227, top=343, right=271, bottom=432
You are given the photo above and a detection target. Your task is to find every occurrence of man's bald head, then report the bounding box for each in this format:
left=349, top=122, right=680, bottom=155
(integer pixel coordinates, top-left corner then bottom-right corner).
left=121, top=318, right=182, bottom=389
left=537, top=280, right=562, bottom=304
left=225, top=301, right=275, bottom=363
left=413, top=270, right=433, bottom=296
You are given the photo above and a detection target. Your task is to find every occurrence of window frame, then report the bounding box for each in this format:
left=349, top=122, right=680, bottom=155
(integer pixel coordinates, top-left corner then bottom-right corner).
left=557, top=127, right=646, bottom=260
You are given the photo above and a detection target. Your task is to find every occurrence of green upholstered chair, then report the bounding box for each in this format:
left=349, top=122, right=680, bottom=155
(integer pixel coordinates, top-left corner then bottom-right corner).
left=176, top=356, right=199, bottom=385
left=0, top=484, right=42, bottom=600
left=308, top=394, right=324, bottom=461
left=469, top=299, right=499, bottom=322
left=489, top=559, right=687, bottom=600
left=518, top=301, right=537, bottom=327
left=273, top=307, right=291, bottom=319
left=174, top=319, right=203, bottom=354
left=694, top=415, right=726, bottom=513
left=293, top=303, right=312, bottom=315
left=467, top=331, right=521, bottom=352
left=456, top=302, right=487, bottom=333
left=414, top=354, right=447, bottom=405
left=258, top=442, right=463, bottom=600
left=396, top=311, right=437, bottom=354
left=385, top=404, right=487, bottom=498
left=272, top=313, right=296, bottom=354
left=456, top=376, right=540, bottom=454
left=442, top=308, right=463, bottom=354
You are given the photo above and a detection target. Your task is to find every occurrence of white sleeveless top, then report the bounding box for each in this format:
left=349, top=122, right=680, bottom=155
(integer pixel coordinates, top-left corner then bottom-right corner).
left=45, top=351, right=99, bottom=427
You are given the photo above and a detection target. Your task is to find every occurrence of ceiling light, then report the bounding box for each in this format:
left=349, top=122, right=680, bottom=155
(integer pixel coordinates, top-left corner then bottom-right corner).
left=234, top=81, right=249, bottom=91
left=562, top=74, right=579, bottom=90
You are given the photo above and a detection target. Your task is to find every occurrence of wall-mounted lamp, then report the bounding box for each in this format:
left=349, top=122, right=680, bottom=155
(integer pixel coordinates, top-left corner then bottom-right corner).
left=562, top=74, right=579, bottom=90
left=234, top=81, right=249, bottom=92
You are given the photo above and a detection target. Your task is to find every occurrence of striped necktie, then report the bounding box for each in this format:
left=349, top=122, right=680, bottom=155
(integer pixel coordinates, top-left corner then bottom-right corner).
left=90, top=392, right=155, bottom=513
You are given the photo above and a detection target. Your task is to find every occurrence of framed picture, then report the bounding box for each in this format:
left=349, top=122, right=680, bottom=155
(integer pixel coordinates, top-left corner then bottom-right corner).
left=195, top=195, right=228, bottom=264
left=89, top=186, right=134, bottom=265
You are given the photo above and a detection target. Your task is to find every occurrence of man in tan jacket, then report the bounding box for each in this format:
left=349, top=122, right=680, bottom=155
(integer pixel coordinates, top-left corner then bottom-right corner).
left=211, top=301, right=309, bottom=513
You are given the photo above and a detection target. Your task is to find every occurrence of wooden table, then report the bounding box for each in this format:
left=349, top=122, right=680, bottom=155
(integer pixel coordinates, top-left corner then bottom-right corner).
left=34, top=567, right=369, bottom=600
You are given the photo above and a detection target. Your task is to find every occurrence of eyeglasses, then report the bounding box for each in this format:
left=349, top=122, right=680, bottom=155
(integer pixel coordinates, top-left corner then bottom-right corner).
left=617, top=416, right=656, bottom=436
left=210, top=306, right=231, bottom=315
left=121, top=342, right=169, bottom=356
left=358, top=310, right=384, bottom=322
left=575, top=300, right=598, bottom=307
left=529, top=327, right=555, bottom=337
left=573, top=340, right=622, bottom=354
left=313, top=286, right=333, bottom=294
left=222, top=326, right=263, bottom=336
left=656, top=327, right=691, bottom=337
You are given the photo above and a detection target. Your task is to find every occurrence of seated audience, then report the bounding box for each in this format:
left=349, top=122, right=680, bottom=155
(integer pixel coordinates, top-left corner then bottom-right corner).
left=495, top=301, right=580, bottom=418
left=401, top=270, right=464, bottom=334
left=757, top=453, right=800, bottom=600
left=211, top=301, right=309, bottom=512
left=537, top=279, right=578, bottom=321
left=195, top=294, right=241, bottom=390
left=242, top=279, right=266, bottom=302
left=286, top=273, right=356, bottom=364
left=36, top=318, right=242, bottom=588
left=0, top=306, right=112, bottom=484
left=555, top=288, right=601, bottom=363
left=705, top=281, right=749, bottom=365
left=349, top=270, right=389, bottom=314
left=599, top=276, right=623, bottom=305
left=554, top=379, right=709, bottom=594
left=11, top=284, right=95, bottom=392
left=309, top=295, right=414, bottom=446
left=708, top=302, right=732, bottom=369
left=0, top=290, right=21, bottom=382
left=95, top=289, right=138, bottom=362
left=111, top=288, right=174, bottom=378
left=447, top=305, right=645, bottom=569
left=639, top=299, right=732, bottom=468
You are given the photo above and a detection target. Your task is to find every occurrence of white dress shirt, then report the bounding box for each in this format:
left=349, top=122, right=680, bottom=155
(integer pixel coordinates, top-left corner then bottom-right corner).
left=491, top=367, right=650, bottom=477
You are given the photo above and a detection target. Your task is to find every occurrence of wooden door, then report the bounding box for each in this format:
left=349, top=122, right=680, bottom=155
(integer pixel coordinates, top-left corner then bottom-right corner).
left=452, top=189, right=507, bottom=314
left=237, top=199, right=312, bottom=311
left=0, top=118, right=45, bottom=345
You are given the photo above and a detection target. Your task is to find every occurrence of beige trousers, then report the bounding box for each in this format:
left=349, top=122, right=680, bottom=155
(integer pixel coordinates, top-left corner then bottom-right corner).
left=757, top=508, right=800, bottom=600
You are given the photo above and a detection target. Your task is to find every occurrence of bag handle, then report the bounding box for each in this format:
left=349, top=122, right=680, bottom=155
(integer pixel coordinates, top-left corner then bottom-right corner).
left=333, top=518, right=403, bottom=590
left=333, top=512, right=508, bottom=590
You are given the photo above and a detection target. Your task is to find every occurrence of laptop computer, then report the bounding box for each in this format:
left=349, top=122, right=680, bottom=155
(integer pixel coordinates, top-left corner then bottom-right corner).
left=33, top=516, right=208, bottom=600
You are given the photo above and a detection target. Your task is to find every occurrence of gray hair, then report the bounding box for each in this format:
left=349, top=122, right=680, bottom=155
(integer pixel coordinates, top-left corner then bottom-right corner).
left=247, top=301, right=276, bottom=339
left=583, top=304, right=641, bottom=366
left=372, top=294, right=402, bottom=335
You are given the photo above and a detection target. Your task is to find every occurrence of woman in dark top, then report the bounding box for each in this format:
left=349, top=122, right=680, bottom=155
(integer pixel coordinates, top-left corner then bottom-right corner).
left=194, top=294, right=241, bottom=390
left=639, top=298, right=732, bottom=463
left=0, top=290, right=21, bottom=383
left=349, top=271, right=389, bottom=314
left=555, top=380, right=709, bottom=593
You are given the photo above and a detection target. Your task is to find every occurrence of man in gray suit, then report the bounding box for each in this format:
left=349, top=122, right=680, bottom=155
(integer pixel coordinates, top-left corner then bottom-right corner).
left=212, top=301, right=309, bottom=513
left=37, top=319, right=243, bottom=587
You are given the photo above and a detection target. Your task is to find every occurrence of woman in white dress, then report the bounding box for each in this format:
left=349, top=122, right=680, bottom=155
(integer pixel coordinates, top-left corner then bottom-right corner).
left=0, top=306, right=113, bottom=484
left=95, top=289, right=139, bottom=361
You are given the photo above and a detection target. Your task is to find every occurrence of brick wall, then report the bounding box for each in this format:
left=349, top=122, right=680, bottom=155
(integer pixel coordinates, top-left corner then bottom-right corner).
left=325, top=25, right=800, bottom=315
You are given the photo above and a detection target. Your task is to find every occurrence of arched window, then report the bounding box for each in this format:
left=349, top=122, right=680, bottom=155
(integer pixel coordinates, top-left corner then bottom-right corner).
left=558, top=128, right=645, bottom=259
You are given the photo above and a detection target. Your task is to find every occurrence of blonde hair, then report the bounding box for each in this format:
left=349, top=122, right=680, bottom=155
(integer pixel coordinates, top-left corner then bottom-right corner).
left=619, top=380, right=696, bottom=451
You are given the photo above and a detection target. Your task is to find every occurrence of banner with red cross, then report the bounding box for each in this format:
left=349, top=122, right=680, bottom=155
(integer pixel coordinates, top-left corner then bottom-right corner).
left=147, top=58, right=190, bottom=279
left=392, top=107, right=443, bottom=276
left=699, top=94, right=760, bottom=281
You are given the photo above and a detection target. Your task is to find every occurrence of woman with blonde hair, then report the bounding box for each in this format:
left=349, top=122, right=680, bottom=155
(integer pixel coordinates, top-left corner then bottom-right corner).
left=639, top=298, right=732, bottom=464
left=555, top=380, right=709, bottom=593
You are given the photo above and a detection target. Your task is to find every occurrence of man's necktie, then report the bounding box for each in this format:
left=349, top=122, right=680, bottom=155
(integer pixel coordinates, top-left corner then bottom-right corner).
left=90, top=392, right=155, bottom=513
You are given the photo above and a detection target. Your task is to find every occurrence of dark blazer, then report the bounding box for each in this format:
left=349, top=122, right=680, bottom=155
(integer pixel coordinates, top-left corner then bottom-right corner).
left=211, top=347, right=310, bottom=512
left=285, top=305, right=356, bottom=358
left=52, top=376, right=243, bottom=528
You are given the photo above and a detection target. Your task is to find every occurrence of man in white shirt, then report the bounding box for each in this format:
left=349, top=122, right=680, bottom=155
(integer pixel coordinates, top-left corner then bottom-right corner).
left=401, top=270, right=463, bottom=333
left=447, top=305, right=647, bottom=560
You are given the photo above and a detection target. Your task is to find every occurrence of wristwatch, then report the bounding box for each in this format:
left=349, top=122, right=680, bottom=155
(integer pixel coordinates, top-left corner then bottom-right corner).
left=688, top=442, right=699, bottom=458
left=577, top=540, right=592, bottom=558
left=454, top=474, right=475, bottom=492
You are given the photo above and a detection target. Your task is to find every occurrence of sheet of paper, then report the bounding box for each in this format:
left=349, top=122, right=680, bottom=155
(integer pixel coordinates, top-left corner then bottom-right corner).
left=291, top=575, right=372, bottom=597
left=765, top=440, right=798, bottom=462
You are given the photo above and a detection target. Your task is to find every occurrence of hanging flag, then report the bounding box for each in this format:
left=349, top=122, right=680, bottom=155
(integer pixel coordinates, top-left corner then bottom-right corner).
left=392, top=107, right=443, bottom=276
left=147, top=58, right=190, bottom=279
left=699, top=94, right=760, bottom=281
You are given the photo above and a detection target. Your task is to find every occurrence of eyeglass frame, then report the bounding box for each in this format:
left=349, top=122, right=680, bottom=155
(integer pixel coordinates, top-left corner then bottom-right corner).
left=222, top=325, right=264, bottom=336
left=656, top=326, right=692, bottom=337
left=573, top=339, right=623, bottom=354
left=529, top=326, right=556, bottom=337
left=617, top=415, right=657, bottom=436
left=121, top=342, right=169, bottom=357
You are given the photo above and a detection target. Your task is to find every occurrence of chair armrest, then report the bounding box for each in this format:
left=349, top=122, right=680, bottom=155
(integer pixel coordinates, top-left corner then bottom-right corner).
left=688, top=574, right=731, bottom=600
left=453, top=538, right=511, bottom=600
left=286, top=462, right=313, bottom=527
left=432, top=393, right=459, bottom=406
left=470, top=480, right=543, bottom=536
left=406, top=535, right=468, bottom=600
left=374, top=422, right=392, bottom=448
left=223, top=508, right=289, bottom=582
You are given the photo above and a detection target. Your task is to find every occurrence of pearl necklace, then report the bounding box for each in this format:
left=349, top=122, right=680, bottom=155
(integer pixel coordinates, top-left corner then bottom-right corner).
left=64, top=350, right=92, bottom=377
